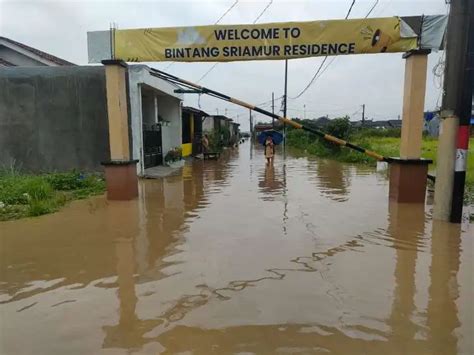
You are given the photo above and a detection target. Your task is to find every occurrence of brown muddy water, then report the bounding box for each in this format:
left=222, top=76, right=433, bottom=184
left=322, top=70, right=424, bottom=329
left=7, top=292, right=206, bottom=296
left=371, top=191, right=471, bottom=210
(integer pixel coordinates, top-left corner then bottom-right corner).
left=0, top=141, right=472, bottom=355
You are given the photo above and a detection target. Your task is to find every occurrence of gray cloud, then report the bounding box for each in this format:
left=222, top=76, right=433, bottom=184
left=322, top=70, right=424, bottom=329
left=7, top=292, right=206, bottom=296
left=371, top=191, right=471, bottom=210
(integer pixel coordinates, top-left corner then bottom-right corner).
left=1, top=0, right=447, bottom=130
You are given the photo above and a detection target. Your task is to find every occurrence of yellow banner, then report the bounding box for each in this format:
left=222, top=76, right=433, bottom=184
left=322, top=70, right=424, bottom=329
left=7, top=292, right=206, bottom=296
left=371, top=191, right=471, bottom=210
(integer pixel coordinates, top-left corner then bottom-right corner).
left=115, top=17, right=418, bottom=62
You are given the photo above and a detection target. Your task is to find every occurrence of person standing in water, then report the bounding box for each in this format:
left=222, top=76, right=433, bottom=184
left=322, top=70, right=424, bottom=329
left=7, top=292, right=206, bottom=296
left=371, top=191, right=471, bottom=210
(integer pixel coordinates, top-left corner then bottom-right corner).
left=264, top=136, right=275, bottom=165
left=202, top=134, right=210, bottom=153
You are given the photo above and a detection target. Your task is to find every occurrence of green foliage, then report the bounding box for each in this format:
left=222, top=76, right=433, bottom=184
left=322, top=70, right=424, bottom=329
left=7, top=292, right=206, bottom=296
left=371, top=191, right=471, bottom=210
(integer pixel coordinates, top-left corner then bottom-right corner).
left=45, top=171, right=92, bottom=190
left=353, top=127, right=401, bottom=138
left=325, top=117, right=351, bottom=140
left=206, top=130, right=223, bottom=152
left=27, top=199, right=56, bottom=217
left=220, top=127, right=231, bottom=146
left=0, top=171, right=105, bottom=221
left=165, top=147, right=183, bottom=163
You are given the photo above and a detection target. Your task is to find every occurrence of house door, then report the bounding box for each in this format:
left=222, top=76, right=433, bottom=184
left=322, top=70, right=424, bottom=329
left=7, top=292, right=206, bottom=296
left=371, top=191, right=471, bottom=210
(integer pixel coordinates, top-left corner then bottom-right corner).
left=143, top=123, right=162, bottom=168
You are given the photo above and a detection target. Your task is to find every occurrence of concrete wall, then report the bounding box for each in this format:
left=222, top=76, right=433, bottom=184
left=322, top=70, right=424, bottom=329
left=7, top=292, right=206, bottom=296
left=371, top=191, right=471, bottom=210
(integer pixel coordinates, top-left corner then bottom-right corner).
left=128, top=65, right=183, bottom=175
left=0, top=66, right=109, bottom=172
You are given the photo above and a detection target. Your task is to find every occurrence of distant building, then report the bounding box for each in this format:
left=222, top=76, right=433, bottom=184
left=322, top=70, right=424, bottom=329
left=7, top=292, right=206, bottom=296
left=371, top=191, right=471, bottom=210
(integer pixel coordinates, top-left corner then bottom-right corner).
left=202, top=115, right=240, bottom=147
left=0, top=36, right=75, bottom=67
left=182, top=107, right=209, bottom=156
left=254, top=123, right=274, bottom=132
left=202, top=115, right=230, bottom=132
left=230, top=122, right=240, bottom=143
left=313, top=116, right=331, bottom=127
left=351, top=119, right=401, bottom=129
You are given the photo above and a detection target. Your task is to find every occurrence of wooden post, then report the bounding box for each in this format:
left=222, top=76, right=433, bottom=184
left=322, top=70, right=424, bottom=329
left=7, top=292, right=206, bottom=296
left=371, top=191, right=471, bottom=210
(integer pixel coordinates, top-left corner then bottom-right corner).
left=399, top=50, right=430, bottom=159
left=101, top=60, right=138, bottom=200
left=389, top=50, right=431, bottom=204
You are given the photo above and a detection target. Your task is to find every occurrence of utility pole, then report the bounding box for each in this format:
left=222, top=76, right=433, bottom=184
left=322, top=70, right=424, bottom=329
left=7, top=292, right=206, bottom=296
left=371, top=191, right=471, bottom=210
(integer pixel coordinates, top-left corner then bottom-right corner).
left=283, top=59, right=288, bottom=157
left=271, top=92, right=275, bottom=128
left=249, top=109, right=253, bottom=137
left=304, top=104, right=306, bottom=120
left=450, top=0, right=473, bottom=223
left=434, top=0, right=473, bottom=222
left=362, top=104, right=365, bottom=126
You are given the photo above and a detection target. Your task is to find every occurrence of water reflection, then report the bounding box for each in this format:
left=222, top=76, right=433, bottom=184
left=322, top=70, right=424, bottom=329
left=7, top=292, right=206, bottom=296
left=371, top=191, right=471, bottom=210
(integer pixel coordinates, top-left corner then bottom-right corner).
left=100, top=202, right=466, bottom=354
left=258, top=163, right=285, bottom=200
left=427, top=220, right=462, bottom=355
left=0, top=141, right=471, bottom=355
left=387, top=203, right=425, bottom=350
left=309, top=159, right=352, bottom=202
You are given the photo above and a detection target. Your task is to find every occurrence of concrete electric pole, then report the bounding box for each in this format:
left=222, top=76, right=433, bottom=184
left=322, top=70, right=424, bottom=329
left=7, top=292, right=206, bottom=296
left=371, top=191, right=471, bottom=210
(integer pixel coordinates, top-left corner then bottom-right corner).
left=362, top=104, right=365, bottom=126
left=434, top=0, right=473, bottom=222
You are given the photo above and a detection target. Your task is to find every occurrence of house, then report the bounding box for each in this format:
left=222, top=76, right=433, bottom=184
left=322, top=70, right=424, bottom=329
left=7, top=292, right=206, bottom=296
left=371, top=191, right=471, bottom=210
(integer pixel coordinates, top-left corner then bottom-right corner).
left=128, top=65, right=183, bottom=173
left=182, top=107, right=209, bottom=156
left=313, top=116, right=331, bottom=127
left=254, top=123, right=274, bottom=132
left=202, top=115, right=230, bottom=132
left=351, top=119, right=401, bottom=129
left=230, top=122, right=240, bottom=143
left=0, top=63, right=182, bottom=176
left=0, top=36, right=75, bottom=67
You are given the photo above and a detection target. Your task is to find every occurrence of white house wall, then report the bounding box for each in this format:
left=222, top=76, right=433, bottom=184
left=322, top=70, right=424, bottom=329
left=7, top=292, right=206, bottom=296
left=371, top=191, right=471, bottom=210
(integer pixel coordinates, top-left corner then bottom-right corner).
left=128, top=65, right=183, bottom=176
left=158, top=95, right=182, bottom=159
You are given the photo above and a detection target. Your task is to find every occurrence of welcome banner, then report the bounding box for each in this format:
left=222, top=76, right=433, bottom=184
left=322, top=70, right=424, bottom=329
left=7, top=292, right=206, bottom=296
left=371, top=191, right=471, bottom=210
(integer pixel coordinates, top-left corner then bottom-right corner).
left=114, top=17, right=419, bottom=62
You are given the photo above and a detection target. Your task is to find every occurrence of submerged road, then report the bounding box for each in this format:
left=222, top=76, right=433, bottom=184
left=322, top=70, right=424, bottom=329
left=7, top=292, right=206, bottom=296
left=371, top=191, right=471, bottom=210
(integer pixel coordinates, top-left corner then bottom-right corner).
left=0, top=141, right=472, bottom=354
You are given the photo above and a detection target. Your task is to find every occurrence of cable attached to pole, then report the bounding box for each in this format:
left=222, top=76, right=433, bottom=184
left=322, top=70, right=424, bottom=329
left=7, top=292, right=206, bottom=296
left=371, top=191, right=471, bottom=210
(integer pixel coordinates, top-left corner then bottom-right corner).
left=149, top=68, right=391, bottom=162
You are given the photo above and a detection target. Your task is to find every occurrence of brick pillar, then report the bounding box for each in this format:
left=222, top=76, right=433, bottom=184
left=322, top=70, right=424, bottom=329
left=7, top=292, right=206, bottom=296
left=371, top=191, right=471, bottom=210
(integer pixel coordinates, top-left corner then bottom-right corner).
left=101, top=60, right=138, bottom=200
left=389, top=50, right=432, bottom=204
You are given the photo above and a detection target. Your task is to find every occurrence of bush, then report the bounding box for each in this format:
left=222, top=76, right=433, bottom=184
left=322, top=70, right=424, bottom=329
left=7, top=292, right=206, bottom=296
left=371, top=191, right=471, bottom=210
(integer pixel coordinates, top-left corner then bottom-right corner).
left=0, top=176, right=52, bottom=205
left=25, top=179, right=53, bottom=200
left=353, top=127, right=401, bottom=138
left=165, top=147, right=183, bottom=162
left=325, top=117, right=351, bottom=140
left=46, top=172, right=86, bottom=190
left=0, top=171, right=106, bottom=220
left=27, top=199, right=55, bottom=217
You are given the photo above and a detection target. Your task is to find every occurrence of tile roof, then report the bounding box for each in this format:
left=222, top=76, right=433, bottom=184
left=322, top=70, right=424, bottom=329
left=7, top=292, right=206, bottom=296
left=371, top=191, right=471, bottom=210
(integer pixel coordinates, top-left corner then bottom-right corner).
left=0, top=36, right=75, bottom=66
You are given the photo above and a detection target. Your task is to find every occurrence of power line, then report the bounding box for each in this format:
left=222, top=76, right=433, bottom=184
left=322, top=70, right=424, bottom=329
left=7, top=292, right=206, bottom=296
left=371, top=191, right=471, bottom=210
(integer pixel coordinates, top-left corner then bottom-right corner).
left=197, top=63, right=219, bottom=82
left=289, top=0, right=356, bottom=99
left=289, top=57, right=329, bottom=99
left=197, top=0, right=273, bottom=83
left=345, top=0, right=356, bottom=18
left=214, top=0, right=239, bottom=24
left=364, top=0, right=379, bottom=18
left=164, top=0, right=239, bottom=71
left=253, top=0, right=273, bottom=24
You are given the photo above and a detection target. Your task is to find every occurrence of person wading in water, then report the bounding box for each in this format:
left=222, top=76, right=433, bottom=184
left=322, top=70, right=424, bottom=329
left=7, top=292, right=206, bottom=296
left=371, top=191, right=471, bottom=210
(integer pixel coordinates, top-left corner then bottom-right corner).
left=264, top=136, right=275, bottom=165
left=202, top=134, right=210, bottom=153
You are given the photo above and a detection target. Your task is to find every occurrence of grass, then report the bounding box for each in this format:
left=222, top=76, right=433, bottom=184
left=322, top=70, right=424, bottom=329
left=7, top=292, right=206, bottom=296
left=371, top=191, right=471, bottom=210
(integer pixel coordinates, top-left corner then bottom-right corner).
left=0, top=171, right=105, bottom=221
left=286, top=129, right=474, bottom=204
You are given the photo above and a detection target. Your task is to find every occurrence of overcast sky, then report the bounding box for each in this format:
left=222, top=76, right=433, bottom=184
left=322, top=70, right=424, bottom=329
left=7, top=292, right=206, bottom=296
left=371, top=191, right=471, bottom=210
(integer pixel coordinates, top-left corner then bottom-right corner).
left=1, top=0, right=448, bottom=130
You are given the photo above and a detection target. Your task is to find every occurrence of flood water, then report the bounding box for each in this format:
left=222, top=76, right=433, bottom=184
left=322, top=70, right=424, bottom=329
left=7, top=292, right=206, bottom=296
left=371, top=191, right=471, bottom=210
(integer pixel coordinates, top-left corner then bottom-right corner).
left=0, top=141, right=472, bottom=355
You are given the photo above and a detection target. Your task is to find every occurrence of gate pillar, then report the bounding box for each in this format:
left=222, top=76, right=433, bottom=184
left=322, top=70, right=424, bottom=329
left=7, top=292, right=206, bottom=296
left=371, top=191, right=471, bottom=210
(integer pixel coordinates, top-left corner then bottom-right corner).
left=101, top=60, right=138, bottom=200
left=389, top=49, right=431, bottom=204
